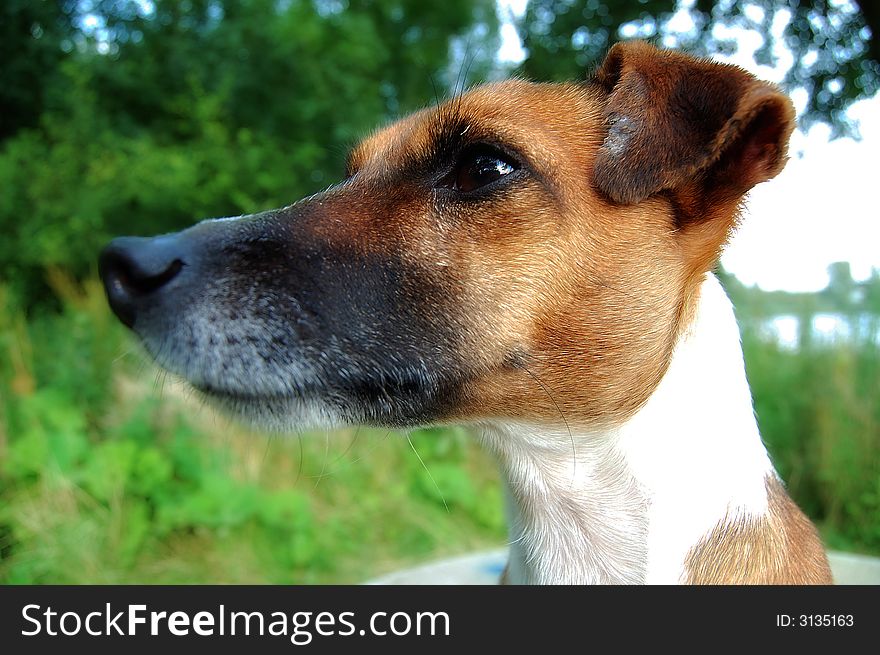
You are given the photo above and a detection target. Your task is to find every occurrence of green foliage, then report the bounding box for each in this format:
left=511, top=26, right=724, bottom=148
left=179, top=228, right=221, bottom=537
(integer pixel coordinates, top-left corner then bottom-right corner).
left=517, top=0, right=878, bottom=136
left=0, top=1, right=78, bottom=139
left=0, top=277, right=505, bottom=584
left=719, top=267, right=880, bottom=553
left=0, top=0, right=498, bottom=305
left=742, top=328, right=880, bottom=553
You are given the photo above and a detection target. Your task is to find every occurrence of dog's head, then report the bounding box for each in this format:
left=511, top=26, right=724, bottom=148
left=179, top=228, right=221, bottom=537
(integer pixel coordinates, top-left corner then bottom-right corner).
left=100, top=42, right=794, bottom=430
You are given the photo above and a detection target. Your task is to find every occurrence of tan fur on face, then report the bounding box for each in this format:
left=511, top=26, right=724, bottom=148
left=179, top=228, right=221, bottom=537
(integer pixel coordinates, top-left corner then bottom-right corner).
left=331, top=43, right=795, bottom=430
left=344, top=82, right=692, bottom=426
left=684, top=476, right=833, bottom=584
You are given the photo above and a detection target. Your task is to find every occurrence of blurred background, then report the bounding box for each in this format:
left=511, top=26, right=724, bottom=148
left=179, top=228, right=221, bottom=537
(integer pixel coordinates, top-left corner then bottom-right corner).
left=1, top=0, right=877, bottom=583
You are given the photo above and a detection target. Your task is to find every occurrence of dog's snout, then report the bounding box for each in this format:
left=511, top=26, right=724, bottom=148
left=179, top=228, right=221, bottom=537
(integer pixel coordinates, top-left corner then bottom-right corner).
left=99, top=235, right=188, bottom=328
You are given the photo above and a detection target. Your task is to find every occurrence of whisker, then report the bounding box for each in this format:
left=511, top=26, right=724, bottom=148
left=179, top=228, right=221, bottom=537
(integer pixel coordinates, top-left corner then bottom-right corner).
left=310, top=429, right=393, bottom=481
left=453, top=34, right=471, bottom=98
left=293, top=429, right=305, bottom=486
left=111, top=347, right=135, bottom=366
left=406, top=431, right=449, bottom=513
left=261, top=431, right=275, bottom=468
left=454, top=36, right=482, bottom=121
left=159, top=369, right=169, bottom=399
left=460, top=44, right=479, bottom=95
left=313, top=430, right=331, bottom=489
left=428, top=72, right=441, bottom=109
left=522, top=365, right=577, bottom=488
left=335, top=426, right=361, bottom=463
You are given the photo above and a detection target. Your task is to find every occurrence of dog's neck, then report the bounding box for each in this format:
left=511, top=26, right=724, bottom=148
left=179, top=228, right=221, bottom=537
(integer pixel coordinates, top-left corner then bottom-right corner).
left=480, top=274, right=775, bottom=584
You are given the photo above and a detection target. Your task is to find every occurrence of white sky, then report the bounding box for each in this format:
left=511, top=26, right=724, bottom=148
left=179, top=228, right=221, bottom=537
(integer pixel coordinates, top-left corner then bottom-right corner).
left=497, top=0, right=879, bottom=292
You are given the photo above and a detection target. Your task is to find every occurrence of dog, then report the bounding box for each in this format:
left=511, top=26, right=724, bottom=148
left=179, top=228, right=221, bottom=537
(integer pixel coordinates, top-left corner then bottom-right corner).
left=99, top=41, right=833, bottom=584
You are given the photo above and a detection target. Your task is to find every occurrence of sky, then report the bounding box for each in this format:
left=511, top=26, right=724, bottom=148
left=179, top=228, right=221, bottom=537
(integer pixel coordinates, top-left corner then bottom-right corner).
left=496, top=0, right=879, bottom=293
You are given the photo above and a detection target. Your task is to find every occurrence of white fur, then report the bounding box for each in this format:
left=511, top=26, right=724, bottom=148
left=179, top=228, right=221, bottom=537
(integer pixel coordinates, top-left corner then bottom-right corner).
left=482, top=273, right=775, bottom=584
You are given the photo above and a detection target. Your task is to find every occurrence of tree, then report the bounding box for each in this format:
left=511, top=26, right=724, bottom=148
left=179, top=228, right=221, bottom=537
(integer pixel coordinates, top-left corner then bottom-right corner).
left=517, top=0, right=878, bottom=136
left=0, top=1, right=78, bottom=140
left=0, top=0, right=498, bottom=305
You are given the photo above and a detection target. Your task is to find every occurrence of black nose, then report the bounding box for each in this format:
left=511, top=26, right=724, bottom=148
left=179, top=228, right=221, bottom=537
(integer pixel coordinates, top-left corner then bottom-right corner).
left=99, top=235, right=187, bottom=328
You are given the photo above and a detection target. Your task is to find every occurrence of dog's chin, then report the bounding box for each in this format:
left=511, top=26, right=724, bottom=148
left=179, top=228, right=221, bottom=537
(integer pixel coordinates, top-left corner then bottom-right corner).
left=135, top=331, right=461, bottom=432
left=132, top=330, right=349, bottom=430
left=192, top=382, right=350, bottom=432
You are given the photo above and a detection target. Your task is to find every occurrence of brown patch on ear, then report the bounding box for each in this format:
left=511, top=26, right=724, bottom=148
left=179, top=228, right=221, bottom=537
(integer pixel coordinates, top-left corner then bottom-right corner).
left=592, top=41, right=795, bottom=206
left=704, top=89, right=794, bottom=199
left=684, top=476, right=833, bottom=584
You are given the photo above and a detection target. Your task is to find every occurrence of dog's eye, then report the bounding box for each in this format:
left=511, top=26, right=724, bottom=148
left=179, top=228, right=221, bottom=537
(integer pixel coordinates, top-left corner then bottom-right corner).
left=448, top=146, right=519, bottom=193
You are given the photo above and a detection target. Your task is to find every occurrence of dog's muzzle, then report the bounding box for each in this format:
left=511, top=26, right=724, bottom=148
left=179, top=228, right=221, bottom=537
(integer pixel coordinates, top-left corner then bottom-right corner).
left=96, top=209, right=469, bottom=427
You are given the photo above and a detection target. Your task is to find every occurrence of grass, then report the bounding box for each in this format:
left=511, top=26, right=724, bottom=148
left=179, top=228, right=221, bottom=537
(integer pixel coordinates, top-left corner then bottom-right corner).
left=0, top=274, right=505, bottom=584
left=0, top=273, right=877, bottom=584
left=742, top=326, right=880, bottom=555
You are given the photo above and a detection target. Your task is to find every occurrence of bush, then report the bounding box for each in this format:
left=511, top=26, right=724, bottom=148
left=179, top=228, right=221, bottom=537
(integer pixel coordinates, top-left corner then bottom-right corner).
left=0, top=276, right=505, bottom=583
left=743, top=327, right=880, bottom=553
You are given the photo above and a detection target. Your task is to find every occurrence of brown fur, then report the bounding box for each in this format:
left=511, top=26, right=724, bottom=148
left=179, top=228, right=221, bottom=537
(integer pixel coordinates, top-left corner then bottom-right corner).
left=593, top=41, right=794, bottom=206
left=684, top=476, right=833, bottom=584
left=326, top=43, right=828, bottom=582
left=336, top=43, right=796, bottom=430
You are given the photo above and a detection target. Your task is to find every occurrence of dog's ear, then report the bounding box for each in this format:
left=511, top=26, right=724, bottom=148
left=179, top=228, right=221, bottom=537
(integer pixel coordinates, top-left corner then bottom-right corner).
left=592, top=41, right=795, bottom=206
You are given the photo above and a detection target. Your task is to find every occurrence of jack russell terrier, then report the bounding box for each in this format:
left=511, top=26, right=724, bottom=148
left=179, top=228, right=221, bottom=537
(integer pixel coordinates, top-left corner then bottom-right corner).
left=100, top=41, right=833, bottom=584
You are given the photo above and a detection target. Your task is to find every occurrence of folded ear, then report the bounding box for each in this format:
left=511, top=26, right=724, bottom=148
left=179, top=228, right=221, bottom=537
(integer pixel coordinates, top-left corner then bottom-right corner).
left=592, top=41, right=795, bottom=206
